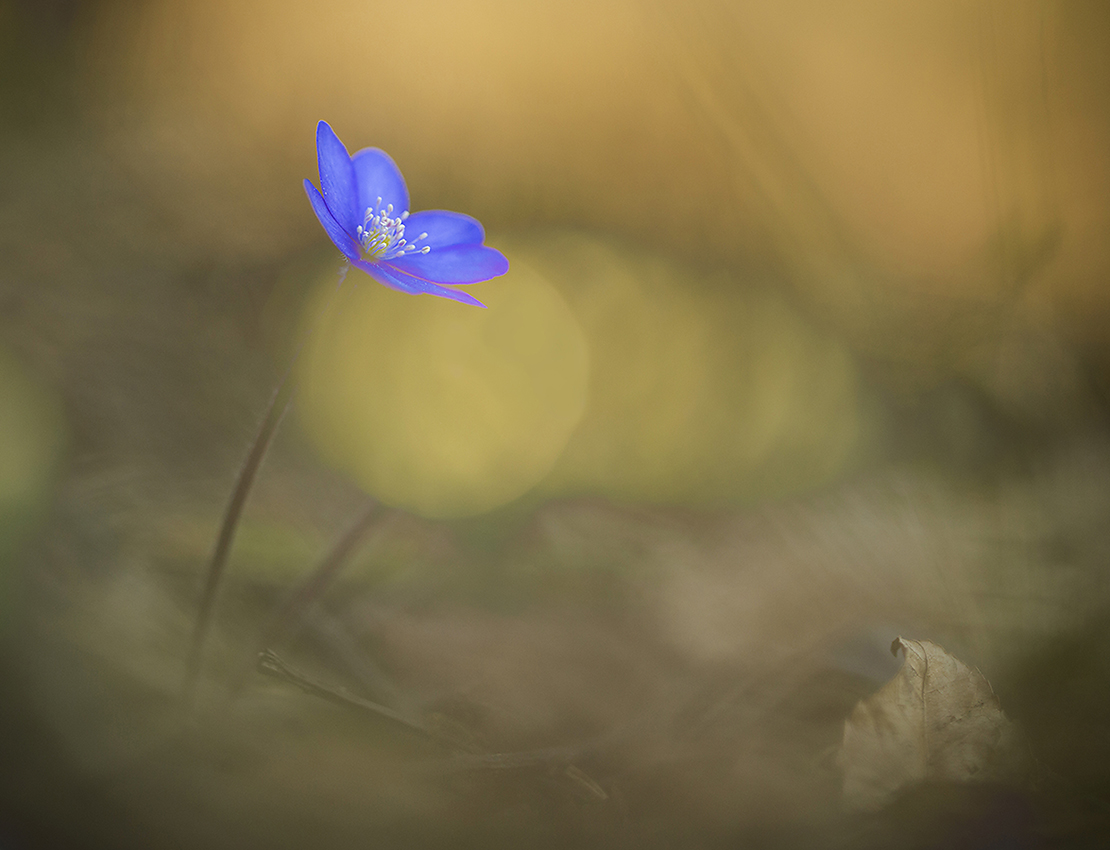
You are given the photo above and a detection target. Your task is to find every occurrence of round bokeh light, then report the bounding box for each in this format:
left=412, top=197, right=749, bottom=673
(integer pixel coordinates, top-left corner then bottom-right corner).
left=296, top=258, right=589, bottom=518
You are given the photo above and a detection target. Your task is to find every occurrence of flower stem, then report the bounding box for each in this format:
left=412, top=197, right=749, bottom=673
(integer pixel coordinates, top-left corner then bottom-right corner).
left=183, top=261, right=350, bottom=708
left=183, top=369, right=295, bottom=705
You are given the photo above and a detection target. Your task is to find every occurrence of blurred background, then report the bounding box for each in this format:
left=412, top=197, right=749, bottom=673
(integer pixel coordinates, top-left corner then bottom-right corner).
left=1, top=0, right=1109, bottom=847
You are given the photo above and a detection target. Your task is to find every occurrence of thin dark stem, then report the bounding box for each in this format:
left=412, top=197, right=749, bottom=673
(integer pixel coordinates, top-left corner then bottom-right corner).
left=183, top=262, right=349, bottom=707
left=259, top=499, right=385, bottom=649
left=228, top=500, right=390, bottom=694
left=183, top=371, right=295, bottom=704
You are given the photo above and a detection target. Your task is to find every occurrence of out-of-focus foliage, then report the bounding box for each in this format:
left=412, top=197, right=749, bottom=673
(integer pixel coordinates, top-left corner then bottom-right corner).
left=0, top=346, right=67, bottom=626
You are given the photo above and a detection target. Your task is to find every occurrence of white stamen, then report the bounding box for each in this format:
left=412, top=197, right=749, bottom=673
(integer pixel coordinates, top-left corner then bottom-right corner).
left=357, top=199, right=429, bottom=261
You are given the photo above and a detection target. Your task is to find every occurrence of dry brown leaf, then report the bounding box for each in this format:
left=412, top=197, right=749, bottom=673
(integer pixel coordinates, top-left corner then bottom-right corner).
left=838, top=637, right=1026, bottom=811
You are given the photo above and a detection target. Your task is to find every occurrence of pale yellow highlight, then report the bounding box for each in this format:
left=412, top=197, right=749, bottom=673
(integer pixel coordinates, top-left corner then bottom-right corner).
left=296, top=262, right=589, bottom=518
left=511, top=233, right=863, bottom=504
left=294, top=233, right=863, bottom=514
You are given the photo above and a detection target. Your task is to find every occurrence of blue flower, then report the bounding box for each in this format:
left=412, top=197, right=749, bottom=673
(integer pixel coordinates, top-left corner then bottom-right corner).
left=304, top=121, right=508, bottom=307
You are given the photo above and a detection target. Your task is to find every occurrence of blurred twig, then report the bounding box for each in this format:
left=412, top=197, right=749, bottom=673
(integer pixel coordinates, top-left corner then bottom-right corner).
left=256, top=648, right=460, bottom=748
left=254, top=500, right=386, bottom=650
left=256, top=649, right=610, bottom=801
left=300, top=607, right=405, bottom=707
left=229, top=501, right=393, bottom=695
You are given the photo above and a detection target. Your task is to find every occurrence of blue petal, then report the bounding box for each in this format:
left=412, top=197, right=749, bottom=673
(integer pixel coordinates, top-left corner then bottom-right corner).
left=403, top=210, right=484, bottom=248
left=349, top=257, right=419, bottom=294
left=422, top=286, right=487, bottom=308
left=361, top=260, right=487, bottom=307
left=315, top=122, right=359, bottom=234
left=305, top=179, right=360, bottom=261
left=387, top=245, right=509, bottom=284
left=351, top=148, right=410, bottom=219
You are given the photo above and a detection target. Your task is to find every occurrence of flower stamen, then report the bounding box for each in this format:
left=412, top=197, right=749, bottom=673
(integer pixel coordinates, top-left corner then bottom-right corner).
left=355, top=198, right=431, bottom=260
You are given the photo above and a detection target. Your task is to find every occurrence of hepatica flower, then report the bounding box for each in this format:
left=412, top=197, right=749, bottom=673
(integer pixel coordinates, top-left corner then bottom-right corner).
left=305, top=121, right=508, bottom=307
